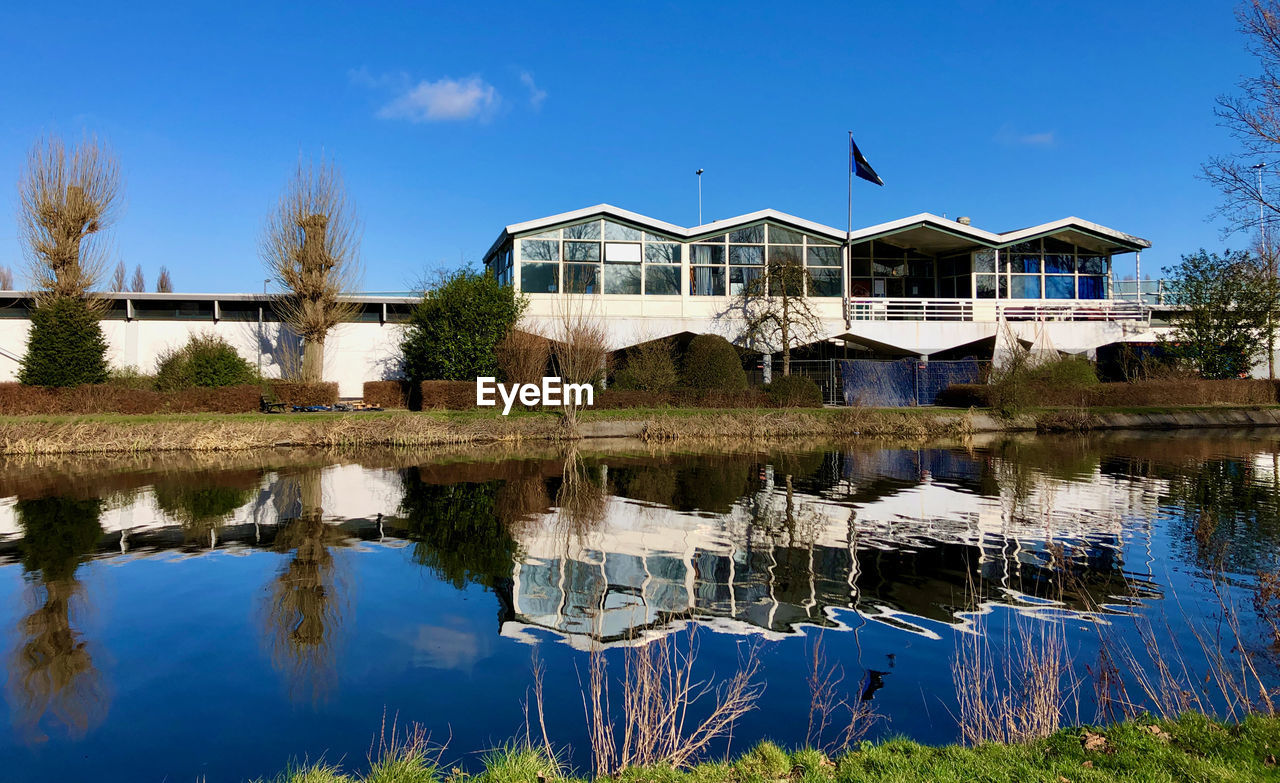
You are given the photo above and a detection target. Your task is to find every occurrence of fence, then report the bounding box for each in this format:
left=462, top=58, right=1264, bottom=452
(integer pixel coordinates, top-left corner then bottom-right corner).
left=745, top=359, right=844, bottom=405
left=838, top=358, right=988, bottom=407
left=845, top=298, right=1148, bottom=322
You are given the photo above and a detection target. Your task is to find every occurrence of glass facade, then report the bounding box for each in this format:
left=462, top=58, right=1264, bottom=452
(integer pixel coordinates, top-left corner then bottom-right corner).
left=491, top=215, right=1119, bottom=303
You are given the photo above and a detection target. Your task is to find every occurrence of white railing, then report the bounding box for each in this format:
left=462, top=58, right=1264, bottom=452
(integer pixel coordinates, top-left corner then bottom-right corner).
left=845, top=298, right=1149, bottom=323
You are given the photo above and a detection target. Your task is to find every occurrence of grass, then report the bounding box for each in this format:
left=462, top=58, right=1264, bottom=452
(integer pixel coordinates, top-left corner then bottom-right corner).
left=254, top=714, right=1280, bottom=783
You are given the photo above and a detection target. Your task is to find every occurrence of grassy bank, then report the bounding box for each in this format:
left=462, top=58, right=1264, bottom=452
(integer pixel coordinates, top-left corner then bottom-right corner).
left=259, top=713, right=1280, bottom=783
left=1, top=404, right=1279, bottom=454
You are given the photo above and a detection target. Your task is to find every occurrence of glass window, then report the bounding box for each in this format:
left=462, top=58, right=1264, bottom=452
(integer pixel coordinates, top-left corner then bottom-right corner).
left=521, top=263, right=558, bottom=293
left=645, top=266, right=681, bottom=295
left=1008, top=240, right=1040, bottom=254
left=1078, top=276, right=1106, bottom=299
left=873, top=258, right=905, bottom=277
left=520, top=239, right=559, bottom=261
left=690, top=245, right=724, bottom=265
left=604, top=262, right=641, bottom=295
left=809, top=268, right=841, bottom=297
left=908, top=259, right=933, bottom=278
left=644, top=231, right=675, bottom=242
left=645, top=243, right=680, bottom=264
left=564, top=263, right=599, bottom=294
left=976, top=274, right=998, bottom=299
left=807, top=246, right=840, bottom=267
left=690, top=266, right=724, bottom=296
left=729, top=266, right=763, bottom=295
left=729, top=225, right=764, bottom=243
left=1043, top=237, right=1075, bottom=254
left=604, top=242, right=642, bottom=262
left=603, top=221, right=642, bottom=241
left=527, top=229, right=559, bottom=239
left=564, top=221, right=601, bottom=240
left=1045, top=275, right=1075, bottom=299
left=729, top=245, right=764, bottom=265
left=1079, top=255, right=1105, bottom=274
left=885, top=278, right=904, bottom=297
left=767, top=225, right=804, bottom=244
left=974, top=250, right=996, bottom=273
left=1044, top=254, right=1074, bottom=274
left=564, top=241, right=600, bottom=262
left=767, top=245, right=803, bottom=265
left=1012, top=254, right=1041, bottom=274
left=850, top=278, right=873, bottom=297
left=808, top=235, right=839, bottom=245
left=696, top=234, right=725, bottom=243
left=851, top=257, right=871, bottom=276
left=938, top=277, right=955, bottom=298
left=908, top=279, right=935, bottom=297
left=1011, top=275, right=1041, bottom=299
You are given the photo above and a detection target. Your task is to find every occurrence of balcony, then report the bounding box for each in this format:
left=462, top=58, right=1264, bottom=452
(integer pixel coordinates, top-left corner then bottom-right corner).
left=845, top=298, right=1149, bottom=323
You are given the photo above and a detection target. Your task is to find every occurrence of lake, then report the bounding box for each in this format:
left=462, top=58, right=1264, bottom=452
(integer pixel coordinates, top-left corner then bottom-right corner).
left=0, top=433, right=1277, bottom=781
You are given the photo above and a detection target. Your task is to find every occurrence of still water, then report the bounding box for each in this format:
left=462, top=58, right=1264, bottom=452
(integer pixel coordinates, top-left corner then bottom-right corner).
left=0, top=434, right=1278, bottom=781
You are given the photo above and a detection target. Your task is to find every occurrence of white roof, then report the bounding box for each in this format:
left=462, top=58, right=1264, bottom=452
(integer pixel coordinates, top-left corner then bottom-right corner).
left=487, top=204, right=1150, bottom=258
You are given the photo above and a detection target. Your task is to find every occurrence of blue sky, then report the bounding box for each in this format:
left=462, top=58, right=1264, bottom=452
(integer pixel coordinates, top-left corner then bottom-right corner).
left=0, top=1, right=1255, bottom=292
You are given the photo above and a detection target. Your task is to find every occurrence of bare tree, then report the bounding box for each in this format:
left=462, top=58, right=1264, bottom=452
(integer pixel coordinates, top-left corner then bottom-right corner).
left=0, top=266, right=13, bottom=291
left=155, top=265, right=173, bottom=293
left=726, top=248, right=825, bottom=377
left=261, top=158, right=362, bottom=383
left=550, top=295, right=610, bottom=432
left=496, top=323, right=551, bottom=386
left=109, top=261, right=126, bottom=292
left=129, top=264, right=145, bottom=293
left=18, top=135, right=121, bottom=303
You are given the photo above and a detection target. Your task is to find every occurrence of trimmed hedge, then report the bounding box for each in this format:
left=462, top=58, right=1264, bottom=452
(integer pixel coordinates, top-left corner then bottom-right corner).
left=0, top=383, right=263, bottom=415
left=594, top=389, right=774, bottom=409
left=267, top=381, right=338, bottom=407
left=420, top=380, right=477, bottom=410
left=363, top=380, right=410, bottom=409
left=939, top=378, right=1280, bottom=409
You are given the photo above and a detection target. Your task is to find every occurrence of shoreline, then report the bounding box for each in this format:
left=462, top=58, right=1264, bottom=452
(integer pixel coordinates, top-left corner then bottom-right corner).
left=0, top=405, right=1279, bottom=455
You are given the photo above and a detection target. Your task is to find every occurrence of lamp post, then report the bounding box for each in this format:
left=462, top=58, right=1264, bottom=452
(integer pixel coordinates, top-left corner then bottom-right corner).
left=1254, top=162, right=1275, bottom=379
left=696, top=169, right=704, bottom=225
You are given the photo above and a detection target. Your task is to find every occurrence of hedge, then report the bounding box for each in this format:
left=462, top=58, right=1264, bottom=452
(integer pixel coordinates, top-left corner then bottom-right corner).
left=0, top=383, right=264, bottom=415
left=938, top=378, right=1280, bottom=409
left=266, top=381, right=339, bottom=407
left=420, top=380, right=477, bottom=410
left=420, top=382, right=783, bottom=411
left=363, top=380, right=411, bottom=409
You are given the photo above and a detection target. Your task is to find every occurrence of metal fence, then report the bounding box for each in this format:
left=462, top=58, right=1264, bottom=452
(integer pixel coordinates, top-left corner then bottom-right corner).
left=746, top=358, right=988, bottom=407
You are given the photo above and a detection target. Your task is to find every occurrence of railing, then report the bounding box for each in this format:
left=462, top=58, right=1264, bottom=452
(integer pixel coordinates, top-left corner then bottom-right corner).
left=1112, top=279, right=1168, bottom=306
left=845, top=298, right=1149, bottom=323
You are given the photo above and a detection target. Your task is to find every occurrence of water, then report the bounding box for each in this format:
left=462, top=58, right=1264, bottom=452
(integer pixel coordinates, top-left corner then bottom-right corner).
left=0, top=433, right=1278, bottom=781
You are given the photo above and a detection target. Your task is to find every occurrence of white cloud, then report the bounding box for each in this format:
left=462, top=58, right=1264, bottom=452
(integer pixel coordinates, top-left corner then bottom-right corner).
left=995, top=125, right=1057, bottom=147
left=377, top=75, right=500, bottom=123
left=519, top=70, right=547, bottom=109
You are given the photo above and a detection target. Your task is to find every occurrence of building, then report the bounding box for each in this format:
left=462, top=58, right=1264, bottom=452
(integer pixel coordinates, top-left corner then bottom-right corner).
left=483, top=204, right=1160, bottom=360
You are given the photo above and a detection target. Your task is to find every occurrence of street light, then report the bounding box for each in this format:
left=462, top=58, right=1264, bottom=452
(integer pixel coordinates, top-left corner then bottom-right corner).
left=696, top=169, right=704, bottom=225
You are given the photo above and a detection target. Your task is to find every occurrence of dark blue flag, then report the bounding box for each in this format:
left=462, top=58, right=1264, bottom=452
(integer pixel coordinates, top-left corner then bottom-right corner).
left=851, top=138, right=884, bottom=186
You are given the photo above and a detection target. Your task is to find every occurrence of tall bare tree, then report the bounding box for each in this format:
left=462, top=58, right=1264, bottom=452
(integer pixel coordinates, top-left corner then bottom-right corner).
left=726, top=248, right=825, bottom=377
left=0, top=266, right=13, bottom=291
left=261, top=158, right=362, bottom=382
left=109, top=261, right=126, bottom=292
left=155, top=265, right=173, bottom=293
left=129, top=264, right=145, bottom=292
left=18, top=135, right=120, bottom=304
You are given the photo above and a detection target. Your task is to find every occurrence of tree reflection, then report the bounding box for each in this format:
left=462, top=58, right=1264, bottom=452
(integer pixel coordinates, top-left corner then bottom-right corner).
left=398, top=468, right=524, bottom=590
left=1163, top=456, right=1280, bottom=574
left=153, top=470, right=257, bottom=547
left=262, top=469, right=346, bottom=703
left=7, top=496, right=108, bottom=740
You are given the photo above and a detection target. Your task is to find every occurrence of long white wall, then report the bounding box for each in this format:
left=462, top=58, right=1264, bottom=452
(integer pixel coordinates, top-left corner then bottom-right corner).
left=0, top=317, right=408, bottom=397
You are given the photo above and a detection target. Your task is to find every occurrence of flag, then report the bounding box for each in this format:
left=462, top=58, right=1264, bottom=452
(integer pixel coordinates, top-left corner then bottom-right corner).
left=851, top=138, right=884, bottom=186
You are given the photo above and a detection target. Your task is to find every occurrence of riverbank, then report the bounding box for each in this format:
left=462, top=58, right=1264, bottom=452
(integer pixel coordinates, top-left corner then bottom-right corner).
left=259, top=713, right=1280, bottom=783
left=2, top=404, right=1280, bottom=454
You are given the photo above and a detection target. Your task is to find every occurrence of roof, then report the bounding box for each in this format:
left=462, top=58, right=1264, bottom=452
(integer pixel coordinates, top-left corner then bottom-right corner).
left=484, top=204, right=1151, bottom=260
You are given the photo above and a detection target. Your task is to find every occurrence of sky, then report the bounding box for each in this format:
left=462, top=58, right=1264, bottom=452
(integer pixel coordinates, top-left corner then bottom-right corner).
left=0, top=1, right=1258, bottom=293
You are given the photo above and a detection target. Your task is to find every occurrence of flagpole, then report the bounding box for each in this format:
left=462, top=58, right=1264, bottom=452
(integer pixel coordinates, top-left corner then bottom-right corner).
left=845, top=130, right=853, bottom=328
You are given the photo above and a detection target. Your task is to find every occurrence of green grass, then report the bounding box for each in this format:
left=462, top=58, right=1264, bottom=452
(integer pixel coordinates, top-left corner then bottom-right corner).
left=254, top=714, right=1280, bottom=783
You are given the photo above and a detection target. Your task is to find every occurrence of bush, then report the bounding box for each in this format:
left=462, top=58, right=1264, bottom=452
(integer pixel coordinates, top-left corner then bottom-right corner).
left=939, top=378, right=1280, bottom=409
left=155, top=333, right=258, bottom=391
left=267, top=381, right=338, bottom=407
left=594, top=389, right=774, bottom=409
left=401, top=269, right=525, bottom=382
left=106, top=365, right=156, bottom=390
left=680, top=334, right=747, bottom=391
left=613, top=339, right=679, bottom=391
left=763, top=374, right=823, bottom=407
left=19, top=297, right=109, bottom=387
left=362, top=380, right=410, bottom=409
left=420, top=380, right=477, bottom=410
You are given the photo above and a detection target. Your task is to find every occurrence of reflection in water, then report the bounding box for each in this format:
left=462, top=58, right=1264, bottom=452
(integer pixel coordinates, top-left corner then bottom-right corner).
left=7, top=497, right=108, bottom=740
left=262, top=469, right=347, bottom=702
left=154, top=469, right=259, bottom=547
